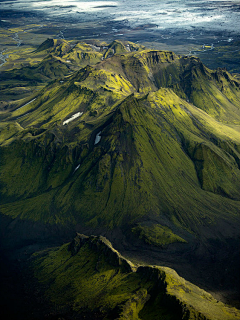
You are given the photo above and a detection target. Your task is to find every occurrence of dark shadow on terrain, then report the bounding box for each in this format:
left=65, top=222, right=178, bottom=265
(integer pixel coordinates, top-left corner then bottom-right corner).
left=0, top=213, right=239, bottom=319
left=0, top=214, right=75, bottom=319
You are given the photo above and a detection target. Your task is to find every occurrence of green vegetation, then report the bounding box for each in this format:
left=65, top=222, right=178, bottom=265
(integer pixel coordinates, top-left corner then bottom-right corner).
left=33, top=234, right=240, bottom=320
left=0, top=38, right=144, bottom=102
left=0, top=38, right=239, bottom=242
left=0, top=41, right=239, bottom=252
left=0, top=37, right=240, bottom=318
left=132, top=224, right=187, bottom=247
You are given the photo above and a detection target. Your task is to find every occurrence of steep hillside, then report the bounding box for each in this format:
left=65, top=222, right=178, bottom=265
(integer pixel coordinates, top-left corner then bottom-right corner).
left=1, top=40, right=240, bottom=240
left=98, top=51, right=240, bottom=123
left=32, top=234, right=240, bottom=320
left=0, top=39, right=144, bottom=103
left=0, top=40, right=239, bottom=308
left=1, top=87, right=239, bottom=228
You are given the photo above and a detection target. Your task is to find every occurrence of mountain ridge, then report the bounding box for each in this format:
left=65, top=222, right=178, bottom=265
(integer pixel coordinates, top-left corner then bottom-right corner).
left=32, top=233, right=240, bottom=320
left=0, top=39, right=239, bottom=310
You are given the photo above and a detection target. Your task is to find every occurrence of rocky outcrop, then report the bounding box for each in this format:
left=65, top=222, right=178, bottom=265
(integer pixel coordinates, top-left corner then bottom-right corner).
left=33, top=234, right=240, bottom=320
left=69, top=233, right=134, bottom=273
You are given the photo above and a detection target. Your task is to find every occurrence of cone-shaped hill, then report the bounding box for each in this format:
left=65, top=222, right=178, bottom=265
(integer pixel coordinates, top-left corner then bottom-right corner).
left=0, top=40, right=240, bottom=307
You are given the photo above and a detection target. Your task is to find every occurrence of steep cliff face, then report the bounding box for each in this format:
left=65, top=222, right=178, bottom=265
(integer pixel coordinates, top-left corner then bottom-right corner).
left=33, top=234, right=240, bottom=320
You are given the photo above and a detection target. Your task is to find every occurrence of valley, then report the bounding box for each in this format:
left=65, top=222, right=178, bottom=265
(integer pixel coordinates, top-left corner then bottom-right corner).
left=1, top=0, right=240, bottom=73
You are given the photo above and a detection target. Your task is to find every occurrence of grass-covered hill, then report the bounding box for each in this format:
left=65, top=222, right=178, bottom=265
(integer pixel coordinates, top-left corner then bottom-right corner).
left=0, top=39, right=240, bottom=308
left=32, top=233, right=240, bottom=320
left=0, top=42, right=239, bottom=230
left=0, top=39, right=144, bottom=103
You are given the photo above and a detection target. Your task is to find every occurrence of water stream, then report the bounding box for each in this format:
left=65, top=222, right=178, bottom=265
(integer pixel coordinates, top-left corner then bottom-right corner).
left=0, top=49, right=8, bottom=68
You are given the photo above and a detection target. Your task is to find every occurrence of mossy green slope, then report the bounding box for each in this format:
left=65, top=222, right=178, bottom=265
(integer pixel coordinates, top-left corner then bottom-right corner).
left=1, top=41, right=240, bottom=309
left=0, top=76, right=239, bottom=237
left=2, top=66, right=134, bottom=131
left=99, top=51, right=240, bottom=123
left=0, top=41, right=240, bottom=242
left=0, top=39, right=144, bottom=103
left=0, top=89, right=239, bottom=250
left=1, top=54, right=72, bottom=83
left=33, top=234, right=240, bottom=320
left=3, top=39, right=239, bottom=124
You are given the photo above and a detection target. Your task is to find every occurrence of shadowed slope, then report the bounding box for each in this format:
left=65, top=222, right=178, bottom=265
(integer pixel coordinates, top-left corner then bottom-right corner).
left=0, top=41, right=240, bottom=307
left=0, top=89, right=239, bottom=238
left=98, top=51, right=240, bottom=123
left=0, top=39, right=144, bottom=103
left=32, top=234, right=240, bottom=320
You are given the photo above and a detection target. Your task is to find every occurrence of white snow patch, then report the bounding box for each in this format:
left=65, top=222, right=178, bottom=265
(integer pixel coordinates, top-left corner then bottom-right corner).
left=16, top=112, right=30, bottom=119
left=94, top=131, right=102, bottom=145
left=89, top=44, right=101, bottom=51
left=74, top=164, right=81, bottom=172
left=63, top=112, right=83, bottom=125
left=15, top=98, right=36, bottom=111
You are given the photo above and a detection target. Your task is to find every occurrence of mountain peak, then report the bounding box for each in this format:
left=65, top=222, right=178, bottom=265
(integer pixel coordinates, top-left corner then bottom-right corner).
left=69, top=233, right=135, bottom=273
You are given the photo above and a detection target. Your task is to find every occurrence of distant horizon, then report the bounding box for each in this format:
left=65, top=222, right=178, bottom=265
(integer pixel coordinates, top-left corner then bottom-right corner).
left=1, top=0, right=240, bottom=33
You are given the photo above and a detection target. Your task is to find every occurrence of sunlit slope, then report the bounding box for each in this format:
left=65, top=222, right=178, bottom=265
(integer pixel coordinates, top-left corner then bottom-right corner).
left=2, top=40, right=239, bottom=122
left=99, top=50, right=240, bottom=123
left=0, top=43, right=239, bottom=243
left=0, top=40, right=101, bottom=102
left=3, top=66, right=134, bottom=130
left=35, top=38, right=104, bottom=70
left=0, top=39, right=144, bottom=104
left=0, top=87, right=239, bottom=242
left=32, top=234, right=240, bottom=320
left=35, top=38, right=143, bottom=64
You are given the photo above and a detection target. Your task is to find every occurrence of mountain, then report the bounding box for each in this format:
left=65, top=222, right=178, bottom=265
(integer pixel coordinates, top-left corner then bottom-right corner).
left=1, top=44, right=239, bottom=225
left=0, top=39, right=240, bottom=312
left=0, top=39, right=144, bottom=103
left=32, top=233, right=240, bottom=320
